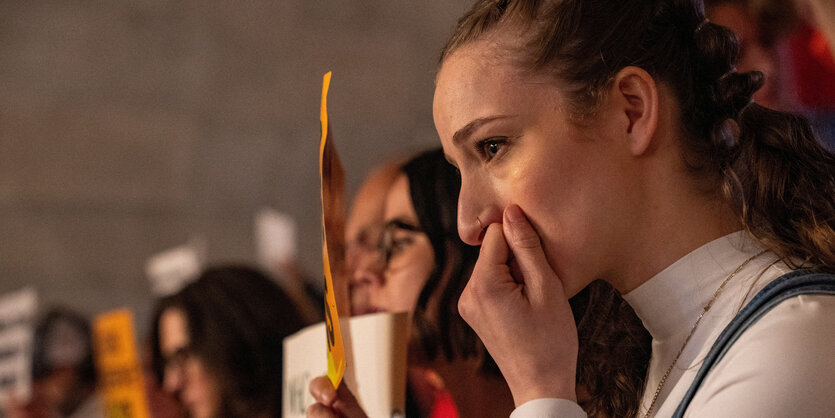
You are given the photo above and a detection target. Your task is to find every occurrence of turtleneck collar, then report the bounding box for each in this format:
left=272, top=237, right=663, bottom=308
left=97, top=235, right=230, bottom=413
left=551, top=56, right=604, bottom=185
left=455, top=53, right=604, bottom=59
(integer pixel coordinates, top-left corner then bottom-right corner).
left=622, top=231, right=767, bottom=341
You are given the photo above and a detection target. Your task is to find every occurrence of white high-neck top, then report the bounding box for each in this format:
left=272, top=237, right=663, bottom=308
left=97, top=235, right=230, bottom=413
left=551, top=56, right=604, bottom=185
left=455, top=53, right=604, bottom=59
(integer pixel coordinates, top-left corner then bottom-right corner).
left=512, top=232, right=835, bottom=417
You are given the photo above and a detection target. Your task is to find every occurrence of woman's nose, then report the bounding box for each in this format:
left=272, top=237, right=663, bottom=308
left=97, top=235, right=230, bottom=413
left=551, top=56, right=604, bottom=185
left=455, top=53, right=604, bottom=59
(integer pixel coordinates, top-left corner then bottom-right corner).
left=457, top=189, right=501, bottom=246
left=350, top=249, right=385, bottom=287
left=458, top=210, right=484, bottom=246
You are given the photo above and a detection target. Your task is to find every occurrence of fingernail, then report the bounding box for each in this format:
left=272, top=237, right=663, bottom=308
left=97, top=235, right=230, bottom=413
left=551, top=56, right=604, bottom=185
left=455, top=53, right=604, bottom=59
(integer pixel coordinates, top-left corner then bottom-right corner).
left=505, top=204, right=526, bottom=223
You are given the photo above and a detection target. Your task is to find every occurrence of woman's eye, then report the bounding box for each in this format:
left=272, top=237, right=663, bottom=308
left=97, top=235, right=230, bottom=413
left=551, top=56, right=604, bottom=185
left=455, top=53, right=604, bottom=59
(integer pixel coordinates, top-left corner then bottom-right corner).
left=477, top=138, right=505, bottom=161
left=390, top=237, right=412, bottom=256
left=381, top=235, right=413, bottom=265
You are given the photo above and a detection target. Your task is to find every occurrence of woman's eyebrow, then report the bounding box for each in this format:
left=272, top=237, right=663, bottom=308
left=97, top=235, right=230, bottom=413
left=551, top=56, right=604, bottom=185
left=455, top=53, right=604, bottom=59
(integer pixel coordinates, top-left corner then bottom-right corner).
left=452, top=114, right=518, bottom=145
left=384, top=218, right=421, bottom=232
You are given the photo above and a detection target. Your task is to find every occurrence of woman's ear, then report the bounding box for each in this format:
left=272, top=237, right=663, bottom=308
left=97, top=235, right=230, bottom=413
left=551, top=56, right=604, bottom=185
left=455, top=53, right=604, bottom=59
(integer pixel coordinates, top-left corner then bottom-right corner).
left=611, top=66, right=659, bottom=156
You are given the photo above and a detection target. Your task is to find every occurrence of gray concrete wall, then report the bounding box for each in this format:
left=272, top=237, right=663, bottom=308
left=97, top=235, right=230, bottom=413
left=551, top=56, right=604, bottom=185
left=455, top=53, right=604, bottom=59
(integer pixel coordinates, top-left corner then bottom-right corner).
left=0, top=1, right=468, bottom=333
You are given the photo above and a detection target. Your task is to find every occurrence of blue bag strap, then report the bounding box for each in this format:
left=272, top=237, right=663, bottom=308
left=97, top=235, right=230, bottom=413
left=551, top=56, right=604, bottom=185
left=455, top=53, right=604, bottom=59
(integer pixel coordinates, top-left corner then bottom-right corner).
left=672, top=270, right=835, bottom=418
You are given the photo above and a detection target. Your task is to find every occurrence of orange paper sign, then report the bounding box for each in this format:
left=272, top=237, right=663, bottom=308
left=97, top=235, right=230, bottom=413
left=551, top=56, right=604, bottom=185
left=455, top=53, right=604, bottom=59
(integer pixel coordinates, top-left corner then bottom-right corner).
left=320, top=71, right=346, bottom=388
left=92, top=309, right=150, bottom=418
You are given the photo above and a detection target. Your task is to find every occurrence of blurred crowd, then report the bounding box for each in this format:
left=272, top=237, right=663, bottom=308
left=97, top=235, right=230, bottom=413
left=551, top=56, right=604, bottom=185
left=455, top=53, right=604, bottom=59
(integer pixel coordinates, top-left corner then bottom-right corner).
left=2, top=0, right=834, bottom=417
left=704, top=0, right=835, bottom=145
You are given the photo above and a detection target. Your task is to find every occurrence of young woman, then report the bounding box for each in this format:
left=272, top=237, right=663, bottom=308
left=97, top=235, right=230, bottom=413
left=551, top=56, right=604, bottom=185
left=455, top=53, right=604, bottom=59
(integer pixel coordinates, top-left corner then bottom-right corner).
left=311, top=149, right=650, bottom=417
left=346, top=160, right=403, bottom=316
left=151, top=265, right=307, bottom=418
left=311, top=0, right=835, bottom=417
left=430, top=0, right=835, bottom=417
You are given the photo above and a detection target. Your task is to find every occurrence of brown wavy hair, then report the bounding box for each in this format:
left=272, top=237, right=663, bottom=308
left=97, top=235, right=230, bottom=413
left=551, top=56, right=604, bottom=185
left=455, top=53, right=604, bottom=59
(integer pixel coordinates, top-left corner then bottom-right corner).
left=440, top=0, right=835, bottom=415
left=574, top=281, right=651, bottom=418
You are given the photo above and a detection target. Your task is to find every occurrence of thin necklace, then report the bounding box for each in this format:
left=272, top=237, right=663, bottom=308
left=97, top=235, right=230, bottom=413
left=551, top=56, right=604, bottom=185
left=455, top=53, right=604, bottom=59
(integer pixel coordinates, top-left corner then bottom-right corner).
left=642, top=250, right=768, bottom=418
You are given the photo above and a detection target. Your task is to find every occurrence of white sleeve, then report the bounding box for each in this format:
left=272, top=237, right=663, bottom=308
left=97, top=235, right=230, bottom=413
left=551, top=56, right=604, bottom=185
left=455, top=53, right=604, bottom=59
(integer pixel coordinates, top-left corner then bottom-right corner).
left=510, top=399, right=587, bottom=418
left=685, top=294, right=835, bottom=417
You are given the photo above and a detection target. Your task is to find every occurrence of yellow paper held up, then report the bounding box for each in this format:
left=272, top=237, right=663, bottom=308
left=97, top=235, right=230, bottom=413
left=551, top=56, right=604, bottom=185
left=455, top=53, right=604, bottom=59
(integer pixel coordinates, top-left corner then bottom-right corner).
left=92, top=309, right=151, bottom=418
left=319, top=71, right=347, bottom=388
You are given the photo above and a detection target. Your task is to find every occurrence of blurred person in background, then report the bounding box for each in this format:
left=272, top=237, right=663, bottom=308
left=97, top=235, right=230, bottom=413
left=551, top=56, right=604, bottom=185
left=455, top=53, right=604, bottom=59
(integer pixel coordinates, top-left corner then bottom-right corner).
left=706, top=0, right=835, bottom=147
left=804, top=0, right=835, bottom=51
left=312, top=149, right=651, bottom=418
left=4, top=308, right=102, bottom=418
left=788, top=0, right=835, bottom=108
left=791, top=0, right=835, bottom=147
left=150, top=265, right=307, bottom=418
left=142, top=343, right=186, bottom=418
left=705, top=0, right=784, bottom=109
left=373, top=148, right=509, bottom=418
left=344, top=158, right=437, bottom=417
left=345, top=161, right=403, bottom=317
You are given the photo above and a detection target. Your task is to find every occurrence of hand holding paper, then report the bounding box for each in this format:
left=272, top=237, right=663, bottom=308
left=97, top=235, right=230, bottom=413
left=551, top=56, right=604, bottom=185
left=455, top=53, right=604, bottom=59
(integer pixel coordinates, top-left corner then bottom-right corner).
left=307, top=376, right=367, bottom=418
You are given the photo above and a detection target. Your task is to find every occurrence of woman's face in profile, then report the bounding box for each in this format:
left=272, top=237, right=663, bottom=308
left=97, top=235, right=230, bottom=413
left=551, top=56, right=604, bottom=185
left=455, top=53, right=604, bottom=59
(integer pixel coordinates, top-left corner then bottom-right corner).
left=370, top=174, right=435, bottom=314
left=158, top=308, right=221, bottom=418
left=345, top=173, right=394, bottom=316
left=433, top=40, right=630, bottom=296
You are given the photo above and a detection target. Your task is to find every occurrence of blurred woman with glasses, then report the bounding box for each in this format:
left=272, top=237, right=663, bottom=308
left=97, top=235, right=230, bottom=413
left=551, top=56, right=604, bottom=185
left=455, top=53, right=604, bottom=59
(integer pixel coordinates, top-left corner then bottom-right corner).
left=150, top=265, right=307, bottom=418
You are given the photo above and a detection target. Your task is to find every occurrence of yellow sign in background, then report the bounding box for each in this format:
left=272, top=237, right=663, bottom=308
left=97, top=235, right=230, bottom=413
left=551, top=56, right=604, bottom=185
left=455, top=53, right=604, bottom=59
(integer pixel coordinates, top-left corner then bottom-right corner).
left=92, top=309, right=151, bottom=418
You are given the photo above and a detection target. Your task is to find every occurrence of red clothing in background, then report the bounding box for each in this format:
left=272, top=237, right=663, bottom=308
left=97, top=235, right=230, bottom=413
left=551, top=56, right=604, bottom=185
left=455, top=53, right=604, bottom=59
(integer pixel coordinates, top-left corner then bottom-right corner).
left=790, top=24, right=835, bottom=110
left=429, top=388, right=458, bottom=418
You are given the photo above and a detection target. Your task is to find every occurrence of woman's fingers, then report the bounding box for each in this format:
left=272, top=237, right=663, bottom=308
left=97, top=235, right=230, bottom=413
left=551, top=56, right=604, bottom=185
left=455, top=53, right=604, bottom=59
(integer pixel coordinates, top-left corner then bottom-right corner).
left=309, top=376, right=337, bottom=406
left=457, top=205, right=578, bottom=407
left=502, top=204, right=565, bottom=305
left=332, top=382, right=368, bottom=418
left=306, top=402, right=338, bottom=418
left=459, top=222, right=511, bottom=323
left=307, top=376, right=368, bottom=418
left=478, top=217, right=511, bottom=268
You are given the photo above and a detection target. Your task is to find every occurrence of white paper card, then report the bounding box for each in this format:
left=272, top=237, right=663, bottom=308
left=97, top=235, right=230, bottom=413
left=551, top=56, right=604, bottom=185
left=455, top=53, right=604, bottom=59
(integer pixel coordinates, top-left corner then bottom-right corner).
left=283, top=312, right=409, bottom=418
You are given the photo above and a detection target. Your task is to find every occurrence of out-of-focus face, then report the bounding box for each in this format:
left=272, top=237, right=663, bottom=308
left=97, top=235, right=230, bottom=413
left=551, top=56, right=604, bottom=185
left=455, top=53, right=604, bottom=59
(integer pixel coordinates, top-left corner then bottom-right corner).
left=158, top=308, right=221, bottom=418
left=346, top=164, right=400, bottom=315
left=370, top=174, right=435, bottom=314
left=709, top=2, right=779, bottom=108
left=434, top=39, right=634, bottom=297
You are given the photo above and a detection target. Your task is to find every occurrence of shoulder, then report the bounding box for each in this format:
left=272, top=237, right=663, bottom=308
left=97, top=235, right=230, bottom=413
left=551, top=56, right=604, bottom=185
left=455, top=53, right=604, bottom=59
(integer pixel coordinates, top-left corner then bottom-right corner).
left=737, top=293, right=835, bottom=357
left=688, top=293, right=835, bottom=417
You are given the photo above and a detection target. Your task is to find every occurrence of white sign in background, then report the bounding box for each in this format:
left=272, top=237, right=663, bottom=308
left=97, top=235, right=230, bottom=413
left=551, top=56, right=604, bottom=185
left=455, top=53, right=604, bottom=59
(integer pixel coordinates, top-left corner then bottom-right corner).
left=0, top=287, right=38, bottom=408
left=145, top=238, right=206, bottom=297
left=254, top=207, right=298, bottom=281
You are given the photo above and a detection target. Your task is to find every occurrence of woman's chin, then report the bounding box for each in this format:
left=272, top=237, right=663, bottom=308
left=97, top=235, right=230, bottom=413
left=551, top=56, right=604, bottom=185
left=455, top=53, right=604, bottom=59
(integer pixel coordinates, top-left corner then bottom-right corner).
left=354, top=306, right=386, bottom=316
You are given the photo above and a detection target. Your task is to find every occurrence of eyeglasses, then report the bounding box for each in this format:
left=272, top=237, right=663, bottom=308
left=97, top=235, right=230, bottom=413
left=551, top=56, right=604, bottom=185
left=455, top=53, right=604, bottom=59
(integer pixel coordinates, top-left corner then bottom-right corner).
left=347, top=223, right=384, bottom=258
left=346, top=223, right=388, bottom=275
left=378, top=219, right=423, bottom=267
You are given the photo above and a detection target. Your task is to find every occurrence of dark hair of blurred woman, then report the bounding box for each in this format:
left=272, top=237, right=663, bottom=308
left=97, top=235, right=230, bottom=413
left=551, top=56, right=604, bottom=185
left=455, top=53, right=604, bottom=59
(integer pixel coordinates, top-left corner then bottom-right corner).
left=150, top=265, right=307, bottom=418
